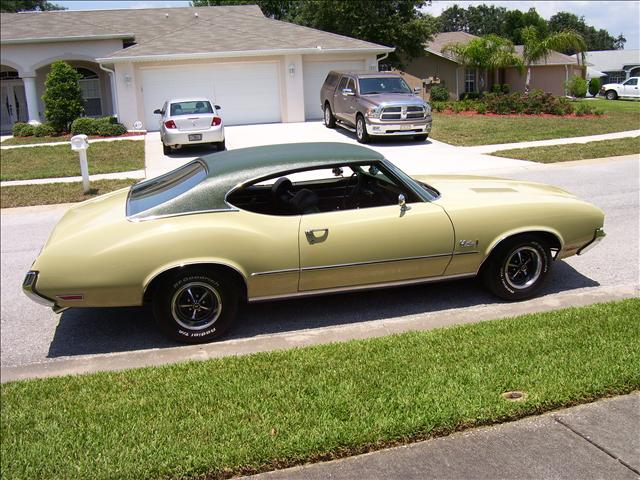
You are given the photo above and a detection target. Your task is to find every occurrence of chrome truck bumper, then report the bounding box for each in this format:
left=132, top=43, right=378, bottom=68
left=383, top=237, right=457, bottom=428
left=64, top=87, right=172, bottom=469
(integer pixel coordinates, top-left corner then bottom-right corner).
left=365, top=116, right=432, bottom=136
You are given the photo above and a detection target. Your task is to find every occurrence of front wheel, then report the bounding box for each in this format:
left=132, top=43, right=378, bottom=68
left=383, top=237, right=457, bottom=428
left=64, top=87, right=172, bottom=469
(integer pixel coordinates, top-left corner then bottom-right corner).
left=356, top=115, right=370, bottom=144
left=481, top=236, right=551, bottom=301
left=153, top=268, right=239, bottom=343
left=605, top=90, right=618, bottom=100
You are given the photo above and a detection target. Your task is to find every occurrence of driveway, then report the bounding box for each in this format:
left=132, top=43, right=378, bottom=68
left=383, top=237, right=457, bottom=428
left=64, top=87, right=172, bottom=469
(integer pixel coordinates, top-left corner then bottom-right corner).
left=1, top=156, right=637, bottom=373
left=145, top=121, right=532, bottom=179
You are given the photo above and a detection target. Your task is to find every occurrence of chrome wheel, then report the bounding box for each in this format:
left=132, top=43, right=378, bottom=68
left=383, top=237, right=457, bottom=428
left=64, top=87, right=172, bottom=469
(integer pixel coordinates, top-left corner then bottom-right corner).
left=170, top=281, right=222, bottom=331
left=356, top=118, right=364, bottom=139
left=503, top=246, right=543, bottom=290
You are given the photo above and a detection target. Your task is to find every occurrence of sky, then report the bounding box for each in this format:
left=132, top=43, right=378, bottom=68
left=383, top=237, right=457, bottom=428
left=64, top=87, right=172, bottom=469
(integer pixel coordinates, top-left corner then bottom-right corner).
left=55, top=0, right=640, bottom=49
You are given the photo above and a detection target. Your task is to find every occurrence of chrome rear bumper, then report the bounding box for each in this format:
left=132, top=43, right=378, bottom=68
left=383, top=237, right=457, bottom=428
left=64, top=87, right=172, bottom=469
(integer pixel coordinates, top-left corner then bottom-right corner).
left=577, top=227, right=606, bottom=255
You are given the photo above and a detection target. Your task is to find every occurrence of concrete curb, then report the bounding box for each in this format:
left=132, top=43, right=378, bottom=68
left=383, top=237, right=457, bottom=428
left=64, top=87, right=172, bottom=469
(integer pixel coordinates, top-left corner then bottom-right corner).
left=2, top=283, right=637, bottom=383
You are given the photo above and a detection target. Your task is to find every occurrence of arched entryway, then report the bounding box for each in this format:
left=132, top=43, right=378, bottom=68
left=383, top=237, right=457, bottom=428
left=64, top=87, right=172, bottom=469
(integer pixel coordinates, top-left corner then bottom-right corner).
left=0, top=65, right=27, bottom=132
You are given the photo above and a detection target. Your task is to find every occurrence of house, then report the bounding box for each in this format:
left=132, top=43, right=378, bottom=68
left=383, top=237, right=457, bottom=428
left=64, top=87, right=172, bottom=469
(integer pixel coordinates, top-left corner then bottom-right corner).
left=585, top=49, right=640, bottom=84
left=404, top=32, right=584, bottom=99
left=0, top=5, right=392, bottom=132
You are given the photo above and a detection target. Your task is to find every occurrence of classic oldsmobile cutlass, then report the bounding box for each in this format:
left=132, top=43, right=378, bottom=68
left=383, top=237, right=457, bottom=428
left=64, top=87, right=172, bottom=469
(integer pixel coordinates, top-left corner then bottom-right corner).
left=23, top=143, right=605, bottom=343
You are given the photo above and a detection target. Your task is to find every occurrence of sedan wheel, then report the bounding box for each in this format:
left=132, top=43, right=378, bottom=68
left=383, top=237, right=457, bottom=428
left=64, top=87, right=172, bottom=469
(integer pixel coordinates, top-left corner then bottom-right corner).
left=481, top=236, right=551, bottom=300
left=153, top=269, right=239, bottom=343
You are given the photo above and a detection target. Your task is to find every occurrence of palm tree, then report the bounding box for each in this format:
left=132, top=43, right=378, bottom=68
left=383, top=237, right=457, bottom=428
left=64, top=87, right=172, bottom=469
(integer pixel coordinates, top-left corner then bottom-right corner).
left=521, top=26, right=586, bottom=92
left=443, top=35, right=524, bottom=91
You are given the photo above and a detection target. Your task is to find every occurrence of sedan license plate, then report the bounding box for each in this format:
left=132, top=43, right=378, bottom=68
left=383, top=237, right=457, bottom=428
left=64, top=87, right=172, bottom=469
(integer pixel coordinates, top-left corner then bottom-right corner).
left=188, top=134, right=202, bottom=141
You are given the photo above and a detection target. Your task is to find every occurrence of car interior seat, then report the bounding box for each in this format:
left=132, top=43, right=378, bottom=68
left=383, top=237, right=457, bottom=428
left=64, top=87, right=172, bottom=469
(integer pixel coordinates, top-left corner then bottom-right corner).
left=271, top=177, right=320, bottom=214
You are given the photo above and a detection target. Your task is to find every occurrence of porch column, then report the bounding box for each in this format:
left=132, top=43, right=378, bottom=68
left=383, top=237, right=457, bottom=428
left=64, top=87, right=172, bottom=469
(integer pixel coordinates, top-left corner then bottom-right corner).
left=22, top=76, right=41, bottom=125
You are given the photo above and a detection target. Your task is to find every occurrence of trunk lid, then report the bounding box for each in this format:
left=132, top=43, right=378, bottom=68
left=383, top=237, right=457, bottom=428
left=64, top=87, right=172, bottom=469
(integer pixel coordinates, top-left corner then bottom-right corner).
left=174, top=114, right=215, bottom=132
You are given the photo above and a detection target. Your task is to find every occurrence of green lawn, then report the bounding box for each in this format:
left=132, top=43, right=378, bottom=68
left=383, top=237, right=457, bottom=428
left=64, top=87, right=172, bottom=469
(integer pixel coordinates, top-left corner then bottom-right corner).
left=430, top=99, right=640, bottom=146
left=1, top=135, right=71, bottom=145
left=0, top=140, right=144, bottom=181
left=490, top=136, right=640, bottom=163
left=2, top=299, right=638, bottom=480
left=0, top=179, right=138, bottom=208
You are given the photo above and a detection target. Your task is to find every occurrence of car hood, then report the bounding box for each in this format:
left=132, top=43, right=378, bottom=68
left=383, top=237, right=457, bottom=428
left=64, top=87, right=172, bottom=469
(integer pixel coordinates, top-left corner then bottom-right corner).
left=359, top=93, right=427, bottom=107
left=601, top=83, right=620, bottom=89
left=412, top=174, right=577, bottom=206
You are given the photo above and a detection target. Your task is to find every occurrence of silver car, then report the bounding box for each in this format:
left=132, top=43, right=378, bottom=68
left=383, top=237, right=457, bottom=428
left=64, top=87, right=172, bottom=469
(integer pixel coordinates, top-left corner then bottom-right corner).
left=154, top=98, right=225, bottom=154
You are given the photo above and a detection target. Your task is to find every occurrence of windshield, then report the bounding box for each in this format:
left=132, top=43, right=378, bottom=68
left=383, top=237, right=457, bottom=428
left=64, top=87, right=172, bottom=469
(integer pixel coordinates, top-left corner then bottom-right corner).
left=127, top=161, right=208, bottom=217
left=170, top=101, right=213, bottom=116
left=359, top=77, right=412, bottom=94
left=382, top=160, right=439, bottom=201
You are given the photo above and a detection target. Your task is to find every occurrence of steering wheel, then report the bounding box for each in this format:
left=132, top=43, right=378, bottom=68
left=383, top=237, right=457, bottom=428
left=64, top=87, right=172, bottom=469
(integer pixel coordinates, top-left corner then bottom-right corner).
left=343, top=172, right=364, bottom=209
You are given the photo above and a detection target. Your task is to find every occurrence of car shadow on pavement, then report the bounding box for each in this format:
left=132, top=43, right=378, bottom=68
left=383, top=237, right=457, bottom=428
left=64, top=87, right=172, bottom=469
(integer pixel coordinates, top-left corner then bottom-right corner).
left=330, top=126, right=434, bottom=148
left=165, top=144, right=223, bottom=158
left=47, top=260, right=598, bottom=358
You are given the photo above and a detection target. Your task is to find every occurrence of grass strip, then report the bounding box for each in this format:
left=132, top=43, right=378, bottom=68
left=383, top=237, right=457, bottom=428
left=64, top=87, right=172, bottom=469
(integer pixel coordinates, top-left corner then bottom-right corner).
left=2, top=299, right=639, bottom=480
left=490, top=136, right=640, bottom=163
left=1, top=135, right=71, bottom=145
left=0, top=140, right=144, bottom=181
left=430, top=98, right=640, bottom=146
left=0, top=179, right=138, bottom=208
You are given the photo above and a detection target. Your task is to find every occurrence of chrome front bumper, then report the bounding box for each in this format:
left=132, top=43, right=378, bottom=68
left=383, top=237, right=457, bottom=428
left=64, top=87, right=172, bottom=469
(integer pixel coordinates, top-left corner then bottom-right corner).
left=577, top=227, right=606, bottom=255
left=366, top=116, right=432, bottom=136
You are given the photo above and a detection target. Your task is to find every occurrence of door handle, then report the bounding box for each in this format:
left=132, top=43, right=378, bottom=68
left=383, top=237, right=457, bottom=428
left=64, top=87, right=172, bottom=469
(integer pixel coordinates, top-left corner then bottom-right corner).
left=305, top=228, right=329, bottom=244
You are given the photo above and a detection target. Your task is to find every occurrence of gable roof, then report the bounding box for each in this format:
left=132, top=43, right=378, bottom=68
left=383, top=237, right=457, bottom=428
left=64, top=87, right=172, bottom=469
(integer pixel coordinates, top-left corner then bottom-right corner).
left=585, top=49, right=640, bottom=72
left=0, top=5, right=392, bottom=62
left=425, top=31, right=579, bottom=66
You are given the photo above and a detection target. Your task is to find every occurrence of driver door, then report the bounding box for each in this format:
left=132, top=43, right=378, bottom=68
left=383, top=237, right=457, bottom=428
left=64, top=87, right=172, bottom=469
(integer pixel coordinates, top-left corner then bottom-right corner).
left=298, top=197, right=454, bottom=292
left=623, top=78, right=639, bottom=97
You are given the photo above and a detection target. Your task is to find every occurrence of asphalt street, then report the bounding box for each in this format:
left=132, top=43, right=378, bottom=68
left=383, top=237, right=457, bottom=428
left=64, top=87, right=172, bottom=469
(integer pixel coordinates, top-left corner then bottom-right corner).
left=1, top=156, right=638, bottom=370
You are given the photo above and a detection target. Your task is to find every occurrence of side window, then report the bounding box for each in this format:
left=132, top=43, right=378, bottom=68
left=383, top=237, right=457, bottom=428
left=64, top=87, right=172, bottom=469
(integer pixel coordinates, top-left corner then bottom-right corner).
left=624, top=78, right=637, bottom=86
left=347, top=78, right=356, bottom=92
left=325, top=72, right=338, bottom=87
left=226, top=163, right=420, bottom=217
left=337, top=76, right=349, bottom=91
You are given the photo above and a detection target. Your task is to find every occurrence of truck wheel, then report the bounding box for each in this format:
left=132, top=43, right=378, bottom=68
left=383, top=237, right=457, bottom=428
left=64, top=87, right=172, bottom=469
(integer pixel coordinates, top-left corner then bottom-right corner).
left=356, top=115, right=370, bottom=144
left=152, top=268, right=240, bottom=343
left=481, top=235, right=551, bottom=301
left=605, top=90, right=618, bottom=100
left=324, top=103, right=336, bottom=128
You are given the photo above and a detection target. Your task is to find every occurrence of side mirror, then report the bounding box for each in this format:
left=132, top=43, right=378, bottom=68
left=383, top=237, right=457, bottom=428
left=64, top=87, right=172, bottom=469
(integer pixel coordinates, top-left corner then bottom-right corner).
left=342, top=88, right=355, bottom=96
left=413, top=87, right=421, bottom=94
left=153, top=109, right=162, bottom=115
left=399, top=194, right=411, bottom=213
left=215, top=105, right=221, bottom=110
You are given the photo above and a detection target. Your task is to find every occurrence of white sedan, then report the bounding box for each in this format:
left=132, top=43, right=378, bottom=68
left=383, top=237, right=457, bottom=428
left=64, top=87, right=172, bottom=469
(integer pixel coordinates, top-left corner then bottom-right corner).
left=154, top=98, right=225, bottom=154
left=600, top=77, right=639, bottom=100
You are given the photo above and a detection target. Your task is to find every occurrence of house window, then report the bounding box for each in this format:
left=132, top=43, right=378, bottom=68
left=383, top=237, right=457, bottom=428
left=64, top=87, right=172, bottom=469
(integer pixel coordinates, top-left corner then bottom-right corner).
left=605, top=71, right=626, bottom=84
left=76, top=68, right=102, bottom=117
left=0, top=71, right=20, bottom=79
left=465, top=68, right=476, bottom=93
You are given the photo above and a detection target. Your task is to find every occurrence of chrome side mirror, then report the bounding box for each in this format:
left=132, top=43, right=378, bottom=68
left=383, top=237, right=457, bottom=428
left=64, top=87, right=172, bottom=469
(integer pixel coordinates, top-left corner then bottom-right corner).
left=342, top=88, right=355, bottom=96
left=414, top=87, right=421, bottom=93
left=399, top=194, right=410, bottom=213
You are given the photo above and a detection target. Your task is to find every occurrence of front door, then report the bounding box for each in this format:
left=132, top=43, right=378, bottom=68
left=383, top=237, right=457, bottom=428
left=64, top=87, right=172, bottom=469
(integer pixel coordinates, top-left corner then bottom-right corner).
left=1, top=85, right=17, bottom=132
left=298, top=201, right=454, bottom=292
left=623, top=77, right=639, bottom=97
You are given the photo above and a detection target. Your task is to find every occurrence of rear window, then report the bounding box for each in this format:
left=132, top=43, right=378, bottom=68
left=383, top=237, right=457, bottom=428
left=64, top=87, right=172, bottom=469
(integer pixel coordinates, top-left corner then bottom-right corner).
left=170, top=101, right=213, bottom=116
left=127, top=161, right=208, bottom=217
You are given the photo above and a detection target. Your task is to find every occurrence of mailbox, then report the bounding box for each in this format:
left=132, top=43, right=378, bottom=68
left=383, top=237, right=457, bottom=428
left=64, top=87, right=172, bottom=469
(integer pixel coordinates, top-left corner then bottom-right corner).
left=70, top=134, right=89, bottom=151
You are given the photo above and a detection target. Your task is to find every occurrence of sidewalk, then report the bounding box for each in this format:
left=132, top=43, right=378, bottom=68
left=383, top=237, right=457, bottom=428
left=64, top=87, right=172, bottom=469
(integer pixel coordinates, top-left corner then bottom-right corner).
left=243, top=393, right=640, bottom=480
left=0, top=170, right=145, bottom=187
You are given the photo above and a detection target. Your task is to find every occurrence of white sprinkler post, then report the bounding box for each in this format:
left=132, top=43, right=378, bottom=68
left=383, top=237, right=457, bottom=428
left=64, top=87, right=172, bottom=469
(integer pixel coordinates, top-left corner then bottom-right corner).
left=70, top=134, right=90, bottom=193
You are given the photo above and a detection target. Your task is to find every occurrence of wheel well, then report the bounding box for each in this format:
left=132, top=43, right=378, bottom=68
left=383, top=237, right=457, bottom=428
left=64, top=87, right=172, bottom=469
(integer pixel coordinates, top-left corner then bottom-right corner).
left=606, top=89, right=617, bottom=97
left=143, top=264, right=247, bottom=304
left=479, top=231, right=562, bottom=273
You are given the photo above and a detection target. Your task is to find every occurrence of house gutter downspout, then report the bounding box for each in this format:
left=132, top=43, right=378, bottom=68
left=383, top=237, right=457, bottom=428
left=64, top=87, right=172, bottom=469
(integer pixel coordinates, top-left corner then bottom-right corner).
left=376, top=52, right=389, bottom=70
left=99, top=63, right=119, bottom=120
left=564, top=64, right=569, bottom=96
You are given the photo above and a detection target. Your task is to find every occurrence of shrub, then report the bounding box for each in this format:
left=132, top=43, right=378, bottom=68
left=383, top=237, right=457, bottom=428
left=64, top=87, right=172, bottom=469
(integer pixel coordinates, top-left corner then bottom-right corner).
left=588, top=77, right=601, bottom=97
left=100, top=115, right=118, bottom=125
left=70, top=117, right=100, bottom=136
left=501, top=84, right=510, bottom=94
left=565, top=75, right=588, bottom=98
left=42, top=61, right=84, bottom=132
left=574, top=103, right=594, bottom=116
left=451, top=102, right=464, bottom=113
left=432, top=101, right=446, bottom=112
left=12, top=122, right=35, bottom=137
left=459, top=92, right=481, bottom=101
left=475, top=103, right=487, bottom=114
left=594, top=108, right=604, bottom=116
left=430, top=85, right=449, bottom=101
left=33, top=123, right=57, bottom=137
left=491, top=84, right=502, bottom=94
left=97, top=122, right=127, bottom=137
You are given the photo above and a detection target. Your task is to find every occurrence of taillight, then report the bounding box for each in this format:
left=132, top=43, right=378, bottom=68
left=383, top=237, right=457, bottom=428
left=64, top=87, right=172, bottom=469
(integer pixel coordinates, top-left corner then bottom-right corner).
left=211, top=116, right=222, bottom=126
left=164, top=120, right=177, bottom=129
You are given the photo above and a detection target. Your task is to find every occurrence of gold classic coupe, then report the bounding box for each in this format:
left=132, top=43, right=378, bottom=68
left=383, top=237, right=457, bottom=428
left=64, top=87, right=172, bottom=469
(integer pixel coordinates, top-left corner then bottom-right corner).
left=23, top=143, right=606, bottom=343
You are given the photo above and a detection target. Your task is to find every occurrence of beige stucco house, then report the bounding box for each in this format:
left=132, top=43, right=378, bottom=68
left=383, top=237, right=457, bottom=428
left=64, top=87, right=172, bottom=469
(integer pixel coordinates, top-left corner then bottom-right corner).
left=0, top=5, right=392, bottom=132
left=404, top=32, right=584, bottom=99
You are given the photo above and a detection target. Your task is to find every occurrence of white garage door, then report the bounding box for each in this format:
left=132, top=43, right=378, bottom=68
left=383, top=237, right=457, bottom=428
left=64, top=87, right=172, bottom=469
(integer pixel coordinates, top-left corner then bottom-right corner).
left=303, top=59, right=366, bottom=120
left=141, top=62, right=281, bottom=130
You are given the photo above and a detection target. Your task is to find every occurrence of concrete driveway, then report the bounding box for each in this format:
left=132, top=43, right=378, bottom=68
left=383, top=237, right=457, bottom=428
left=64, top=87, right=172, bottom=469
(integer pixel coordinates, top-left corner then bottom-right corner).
left=1, top=155, right=637, bottom=377
left=145, top=121, right=532, bottom=179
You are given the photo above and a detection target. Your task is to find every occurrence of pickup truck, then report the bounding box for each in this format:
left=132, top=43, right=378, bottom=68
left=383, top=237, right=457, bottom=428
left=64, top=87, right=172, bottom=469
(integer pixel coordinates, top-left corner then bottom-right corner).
left=321, top=71, right=432, bottom=143
left=600, top=76, right=639, bottom=100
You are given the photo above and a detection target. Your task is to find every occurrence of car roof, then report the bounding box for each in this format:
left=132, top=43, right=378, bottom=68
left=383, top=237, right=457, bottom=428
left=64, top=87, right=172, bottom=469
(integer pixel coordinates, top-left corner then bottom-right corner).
left=168, top=98, right=213, bottom=103
left=329, top=71, right=402, bottom=78
left=130, top=142, right=385, bottom=218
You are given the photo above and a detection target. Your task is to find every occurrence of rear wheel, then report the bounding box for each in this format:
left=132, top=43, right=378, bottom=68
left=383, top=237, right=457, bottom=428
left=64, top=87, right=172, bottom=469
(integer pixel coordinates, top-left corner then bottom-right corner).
left=152, top=268, right=239, bottom=343
left=162, top=143, right=171, bottom=155
left=481, top=235, right=551, bottom=301
left=605, top=90, right=618, bottom=100
left=324, top=103, right=336, bottom=128
left=356, top=114, right=370, bottom=144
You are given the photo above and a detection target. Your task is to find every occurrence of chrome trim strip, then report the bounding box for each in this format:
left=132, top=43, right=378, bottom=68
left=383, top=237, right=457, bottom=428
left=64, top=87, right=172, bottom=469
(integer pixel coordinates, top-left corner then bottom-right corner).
left=251, top=268, right=299, bottom=277
left=577, top=227, right=606, bottom=255
left=300, top=253, right=452, bottom=272
left=22, top=271, right=55, bottom=307
left=127, top=207, right=239, bottom=223
left=248, top=272, right=476, bottom=302
left=453, top=250, right=480, bottom=256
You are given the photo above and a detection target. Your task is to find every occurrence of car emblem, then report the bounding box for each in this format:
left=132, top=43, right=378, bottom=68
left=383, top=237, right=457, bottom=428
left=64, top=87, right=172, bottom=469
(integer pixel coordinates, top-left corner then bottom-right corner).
left=459, top=239, right=478, bottom=248
left=401, top=106, right=407, bottom=120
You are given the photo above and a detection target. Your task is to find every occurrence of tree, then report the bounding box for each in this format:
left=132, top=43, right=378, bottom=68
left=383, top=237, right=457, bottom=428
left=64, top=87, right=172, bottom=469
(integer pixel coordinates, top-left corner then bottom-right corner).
left=443, top=34, right=523, bottom=91
left=614, top=34, right=626, bottom=50
left=439, top=4, right=468, bottom=32
left=549, top=12, right=621, bottom=53
left=501, top=8, right=548, bottom=45
left=465, top=4, right=507, bottom=36
left=42, top=61, right=84, bottom=132
left=0, top=0, right=65, bottom=12
left=190, top=0, right=296, bottom=19
left=521, top=26, right=586, bottom=92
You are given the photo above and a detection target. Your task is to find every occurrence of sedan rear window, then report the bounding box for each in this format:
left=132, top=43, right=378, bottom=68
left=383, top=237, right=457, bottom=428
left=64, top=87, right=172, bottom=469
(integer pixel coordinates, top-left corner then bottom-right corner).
left=127, top=161, right=207, bottom=217
left=170, top=101, right=213, bottom=116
